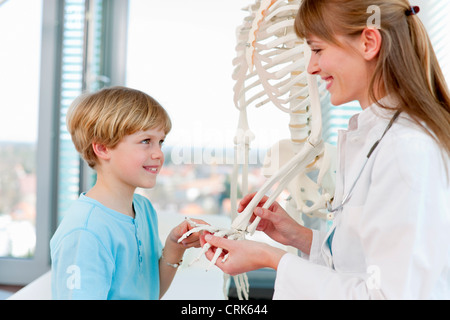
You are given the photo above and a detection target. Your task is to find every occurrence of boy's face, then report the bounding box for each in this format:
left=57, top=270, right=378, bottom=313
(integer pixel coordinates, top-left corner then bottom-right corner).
left=107, top=127, right=166, bottom=190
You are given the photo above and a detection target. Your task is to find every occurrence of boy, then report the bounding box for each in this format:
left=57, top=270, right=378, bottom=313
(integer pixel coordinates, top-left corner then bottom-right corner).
left=50, top=86, right=202, bottom=299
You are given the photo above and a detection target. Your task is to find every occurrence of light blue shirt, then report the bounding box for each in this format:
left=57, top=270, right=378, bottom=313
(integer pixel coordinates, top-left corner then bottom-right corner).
left=50, top=193, right=162, bottom=300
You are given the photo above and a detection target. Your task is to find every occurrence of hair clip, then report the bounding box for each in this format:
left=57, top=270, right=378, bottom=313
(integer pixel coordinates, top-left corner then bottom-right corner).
left=405, top=6, right=420, bottom=16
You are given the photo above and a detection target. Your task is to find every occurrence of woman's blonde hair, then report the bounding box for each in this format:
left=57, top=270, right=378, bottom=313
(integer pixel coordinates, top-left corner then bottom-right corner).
left=295, top=0, right=450, bottom=157
left=66, top=86, right=172, bottom=168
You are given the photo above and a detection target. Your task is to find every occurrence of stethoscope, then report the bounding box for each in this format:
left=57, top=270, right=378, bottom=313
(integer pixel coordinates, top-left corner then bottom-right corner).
left=327, top=110, right=401, bottom=213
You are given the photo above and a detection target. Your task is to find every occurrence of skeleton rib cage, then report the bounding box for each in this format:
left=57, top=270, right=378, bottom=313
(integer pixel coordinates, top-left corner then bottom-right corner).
left=179, top=0, right=336, bottom=300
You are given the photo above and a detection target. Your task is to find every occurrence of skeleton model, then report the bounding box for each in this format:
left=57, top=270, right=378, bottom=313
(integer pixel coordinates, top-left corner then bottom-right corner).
left=179, top=0, right=336, bottom=300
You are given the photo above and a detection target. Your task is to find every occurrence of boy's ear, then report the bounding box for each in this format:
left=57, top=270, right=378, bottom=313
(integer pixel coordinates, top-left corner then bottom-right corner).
left=360, top=27, right=382, bottom=61
left=92, top=142, right=111, bottom=161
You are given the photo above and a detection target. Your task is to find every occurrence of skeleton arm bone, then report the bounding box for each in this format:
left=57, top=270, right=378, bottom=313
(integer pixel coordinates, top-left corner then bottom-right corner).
left=231, top=138, right=324, bottom=233
left=247, top=141, right=325, bottom=233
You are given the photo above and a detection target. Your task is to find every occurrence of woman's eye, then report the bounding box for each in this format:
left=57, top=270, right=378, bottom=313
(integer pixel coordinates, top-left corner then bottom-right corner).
left=312, top=49, right=322, bottom=54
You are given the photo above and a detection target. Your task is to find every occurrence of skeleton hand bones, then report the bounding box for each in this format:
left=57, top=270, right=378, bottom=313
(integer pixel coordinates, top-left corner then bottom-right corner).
left=178, top=188, right=307, bottom=270
left=177, top=214, right=286, bottom=300
left=181, top=194, right=293, bottom=278
left=177, top=218, right=247, bottom=271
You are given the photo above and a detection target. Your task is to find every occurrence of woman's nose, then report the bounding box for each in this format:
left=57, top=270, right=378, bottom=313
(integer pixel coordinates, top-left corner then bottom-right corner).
left=307, top=55, right=320, bottom=75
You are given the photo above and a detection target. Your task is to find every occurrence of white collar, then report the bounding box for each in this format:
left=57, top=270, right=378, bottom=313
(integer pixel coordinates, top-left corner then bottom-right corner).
left=348, top=95, right=399, bottom=131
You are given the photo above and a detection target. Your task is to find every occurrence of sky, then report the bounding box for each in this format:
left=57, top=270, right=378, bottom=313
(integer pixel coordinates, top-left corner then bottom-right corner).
left=0, top=0, right=42, bottom=143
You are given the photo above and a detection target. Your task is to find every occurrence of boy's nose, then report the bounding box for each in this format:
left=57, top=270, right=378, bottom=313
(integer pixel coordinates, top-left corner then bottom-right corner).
left=151, top=147, right=164, bottom=160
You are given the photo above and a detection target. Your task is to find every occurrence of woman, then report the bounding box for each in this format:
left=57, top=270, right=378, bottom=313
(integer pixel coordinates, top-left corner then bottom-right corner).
left=203, top=0, right=450, bottom=299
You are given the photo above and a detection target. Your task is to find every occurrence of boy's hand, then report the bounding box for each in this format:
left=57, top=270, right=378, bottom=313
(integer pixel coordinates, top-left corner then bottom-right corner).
left=160, top=218, right=208, bottom=299
left=168, top=218, right=207, bottom=249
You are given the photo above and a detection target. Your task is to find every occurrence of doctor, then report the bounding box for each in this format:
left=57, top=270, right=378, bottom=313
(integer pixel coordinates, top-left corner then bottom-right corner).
left=203, top=0, right=450, bottom=299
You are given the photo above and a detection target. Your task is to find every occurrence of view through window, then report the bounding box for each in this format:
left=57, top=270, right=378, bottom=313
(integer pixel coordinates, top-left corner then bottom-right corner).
left=0, top=0, right=43, bottom=258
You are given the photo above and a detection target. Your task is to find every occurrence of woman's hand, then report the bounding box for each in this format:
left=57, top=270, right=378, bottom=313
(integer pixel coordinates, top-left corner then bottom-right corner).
left=202, top=234, right=286, bottom=276
left=238, top=193, right=312, bottom=254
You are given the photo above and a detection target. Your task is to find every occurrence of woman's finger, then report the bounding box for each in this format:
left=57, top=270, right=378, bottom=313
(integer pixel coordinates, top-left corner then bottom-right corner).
left=204, top=234, right=233, bottom=251
left=238, top=192, right=270, bottom=212
left=237, top=192, right=257, bottom=212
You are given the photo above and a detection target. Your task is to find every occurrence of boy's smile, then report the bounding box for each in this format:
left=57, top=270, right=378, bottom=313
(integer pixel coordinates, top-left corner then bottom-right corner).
left=143, top=165, right=160, bottom=174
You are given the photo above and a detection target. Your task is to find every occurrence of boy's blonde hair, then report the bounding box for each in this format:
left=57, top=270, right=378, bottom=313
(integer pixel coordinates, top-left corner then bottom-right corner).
left=66, top=86, right=172, bottom=168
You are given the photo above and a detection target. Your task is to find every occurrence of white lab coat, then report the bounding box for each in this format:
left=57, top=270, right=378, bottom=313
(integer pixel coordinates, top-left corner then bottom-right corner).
left=273, top=100, right=450, bottom=299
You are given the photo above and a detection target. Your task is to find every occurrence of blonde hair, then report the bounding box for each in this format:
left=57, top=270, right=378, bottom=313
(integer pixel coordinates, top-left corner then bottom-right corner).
left=66, top=86, right=172, bottom=168
left=295, top=0, right=450, bottom=158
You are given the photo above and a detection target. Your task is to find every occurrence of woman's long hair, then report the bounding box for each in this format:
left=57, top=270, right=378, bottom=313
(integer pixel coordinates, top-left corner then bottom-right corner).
left=295, top=0, right=450, bottom=158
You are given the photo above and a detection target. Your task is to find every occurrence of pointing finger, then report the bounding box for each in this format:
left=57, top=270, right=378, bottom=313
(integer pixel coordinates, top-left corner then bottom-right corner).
left=204, top=234, right=233, bottom=251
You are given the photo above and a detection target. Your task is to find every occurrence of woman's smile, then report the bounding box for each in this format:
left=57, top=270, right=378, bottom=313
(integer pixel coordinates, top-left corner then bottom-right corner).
left=322, top=76, right=334, bottom=90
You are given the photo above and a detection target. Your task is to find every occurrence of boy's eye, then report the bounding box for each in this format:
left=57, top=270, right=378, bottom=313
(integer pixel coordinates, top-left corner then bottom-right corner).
left=312, top=48, right=322, bottom=54
left=140, top=139, right=165, bottom=147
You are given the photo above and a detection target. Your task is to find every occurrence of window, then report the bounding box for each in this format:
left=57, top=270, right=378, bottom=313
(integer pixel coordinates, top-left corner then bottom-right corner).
left=0, top=0, right=42, bottom=258
left=0, top=0, right=49, bottom=284
left=0, top=0, right=127, bottom=285
left=322, top=101, right=361, bottom=146
left=56, top=0, right=128, bottom=223
left=57, top=0, right=87, bottom=223
left=419, top=0, right=450, bottom=83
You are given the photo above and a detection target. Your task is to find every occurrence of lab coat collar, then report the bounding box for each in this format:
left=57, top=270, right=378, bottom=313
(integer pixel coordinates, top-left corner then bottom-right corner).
left=347, top=95, right=399, bottom=132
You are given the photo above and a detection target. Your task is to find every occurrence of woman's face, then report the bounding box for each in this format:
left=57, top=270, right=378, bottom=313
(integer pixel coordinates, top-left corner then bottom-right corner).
left=306, top=33, right=376, bottom=108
